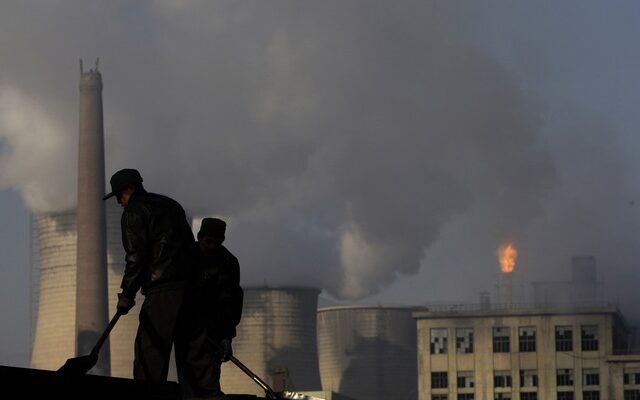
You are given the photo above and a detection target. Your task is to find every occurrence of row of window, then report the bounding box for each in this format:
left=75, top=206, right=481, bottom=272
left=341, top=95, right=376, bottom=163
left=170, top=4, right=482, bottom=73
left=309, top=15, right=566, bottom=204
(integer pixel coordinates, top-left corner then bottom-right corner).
left=625, top=368, right=640, bottom=385
left=627, top=389, right=640, bottom=400
left=430, top=325, right=599, bottom=354
left=431, top=392, right=602, bottom=400
left=430, top=391, right=640, bottom=400
left=431, top=369, right=599, bottom=389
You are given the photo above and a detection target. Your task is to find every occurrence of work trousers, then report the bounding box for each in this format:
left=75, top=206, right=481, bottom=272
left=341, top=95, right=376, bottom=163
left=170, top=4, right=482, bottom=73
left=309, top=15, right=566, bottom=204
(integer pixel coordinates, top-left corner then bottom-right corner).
left=133, top=283, right=221, bottom=398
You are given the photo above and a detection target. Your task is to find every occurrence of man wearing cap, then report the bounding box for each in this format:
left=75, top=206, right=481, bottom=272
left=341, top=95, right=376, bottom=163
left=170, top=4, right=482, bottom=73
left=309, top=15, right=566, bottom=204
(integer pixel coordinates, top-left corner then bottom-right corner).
left=104, top=168, right=220, bottom=399
left=196, top=218, right=243, bottom=387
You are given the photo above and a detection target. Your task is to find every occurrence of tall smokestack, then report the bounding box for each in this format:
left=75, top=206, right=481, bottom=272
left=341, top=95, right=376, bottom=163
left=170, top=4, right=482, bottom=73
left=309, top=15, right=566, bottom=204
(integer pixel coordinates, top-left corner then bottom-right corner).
left=76, top=58, right=110, bottom=374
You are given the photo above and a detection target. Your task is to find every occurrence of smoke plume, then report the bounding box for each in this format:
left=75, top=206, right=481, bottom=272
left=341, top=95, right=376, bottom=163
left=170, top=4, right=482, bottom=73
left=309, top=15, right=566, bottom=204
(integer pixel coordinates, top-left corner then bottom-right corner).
left=4, top=1, right=611, bottom=300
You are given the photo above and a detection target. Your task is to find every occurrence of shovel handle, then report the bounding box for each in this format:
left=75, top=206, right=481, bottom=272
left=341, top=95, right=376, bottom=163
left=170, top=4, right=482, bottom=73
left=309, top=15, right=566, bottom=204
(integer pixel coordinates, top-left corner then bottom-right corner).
left=91, top=312, right=121, bottom=356
left=227, top=353, right=278, bottom=399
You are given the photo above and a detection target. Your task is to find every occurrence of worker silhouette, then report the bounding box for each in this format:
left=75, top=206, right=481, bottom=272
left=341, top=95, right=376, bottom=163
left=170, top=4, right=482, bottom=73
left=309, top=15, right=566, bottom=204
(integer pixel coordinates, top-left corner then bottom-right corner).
left=196, top=218, right=244, bottom=392
left=104, top=168, right=220, bottom=399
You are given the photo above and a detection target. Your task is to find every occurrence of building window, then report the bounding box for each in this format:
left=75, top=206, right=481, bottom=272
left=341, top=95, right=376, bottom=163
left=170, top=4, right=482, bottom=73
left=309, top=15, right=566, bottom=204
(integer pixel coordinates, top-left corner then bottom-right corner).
left=555, top=326, right=573, bottom=351
left=557, top=369, right=574, bottom=386
left=457, top=371, right=474, bottom=388
left=624, top=368, right=640, bottom=385
left=520, top=393, right=538, bottom=400
left=583, top=368, right=599, bottom=386
left=494, top=371, right=512, bottom=388
left=431, top=328, right=448, bottom=354
left=583, top=391, right=600, bottom=400
left=456, top=328, right=474, bottom=354
left=519, top=327, right=536, bottom=352
left=625, top=390, right=640, bottom=400
left=520, top=370, right=538, bottom=387
left=432, top=372, right=448, bottom=389
left=558, top=392, right=574, bottom=400
left=581, top=325, right=599, bottom=351
left=493, top=327, right=510, bottom=353
left=457, top=394, right=474, bottom=400
left=494, top=394, right=511, bottom=400
left=432, top=396, right=448, bottom=400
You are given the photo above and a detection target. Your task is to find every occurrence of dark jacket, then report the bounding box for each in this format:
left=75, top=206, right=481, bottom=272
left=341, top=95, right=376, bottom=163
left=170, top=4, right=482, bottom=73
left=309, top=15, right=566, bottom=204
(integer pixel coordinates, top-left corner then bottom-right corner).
left=120, top=191, right=196, bottom=297
left=197, top=244, right=243, bottom=340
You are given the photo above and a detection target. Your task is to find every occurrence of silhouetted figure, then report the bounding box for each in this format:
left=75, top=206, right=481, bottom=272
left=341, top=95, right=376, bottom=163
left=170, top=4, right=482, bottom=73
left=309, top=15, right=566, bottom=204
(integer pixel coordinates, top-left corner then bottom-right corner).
left=196, top=218, right=244, bottom=390
left=103, top=169, right=220, bottom=399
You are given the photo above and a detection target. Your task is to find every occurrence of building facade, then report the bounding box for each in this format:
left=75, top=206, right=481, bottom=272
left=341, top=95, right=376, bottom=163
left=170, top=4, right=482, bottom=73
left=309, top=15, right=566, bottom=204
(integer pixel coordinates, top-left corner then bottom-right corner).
left=414, top=306, right=637, bottom=400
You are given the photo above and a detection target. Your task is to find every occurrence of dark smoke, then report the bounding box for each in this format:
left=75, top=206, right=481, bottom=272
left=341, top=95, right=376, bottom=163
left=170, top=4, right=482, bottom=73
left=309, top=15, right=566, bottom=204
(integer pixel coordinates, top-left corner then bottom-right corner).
left=7, top=1, right=636, bottom=303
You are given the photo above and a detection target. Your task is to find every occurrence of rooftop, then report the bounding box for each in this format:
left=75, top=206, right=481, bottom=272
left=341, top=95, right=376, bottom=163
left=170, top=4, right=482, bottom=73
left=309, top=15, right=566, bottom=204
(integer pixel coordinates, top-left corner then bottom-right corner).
left=413, top=301, right=622, bottom=320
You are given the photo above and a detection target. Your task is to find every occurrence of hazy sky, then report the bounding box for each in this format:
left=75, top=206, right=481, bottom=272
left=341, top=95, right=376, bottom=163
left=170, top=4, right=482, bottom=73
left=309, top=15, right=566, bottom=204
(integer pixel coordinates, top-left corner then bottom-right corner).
left=2, top=1, right=640, bottom=366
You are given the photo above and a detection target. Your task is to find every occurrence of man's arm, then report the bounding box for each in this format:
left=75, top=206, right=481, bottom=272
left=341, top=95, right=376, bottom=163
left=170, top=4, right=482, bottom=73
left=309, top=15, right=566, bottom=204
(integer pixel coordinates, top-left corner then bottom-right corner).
left=120, top=208, right=149, bottom=298
left=218, top=255, right=243, bottom=339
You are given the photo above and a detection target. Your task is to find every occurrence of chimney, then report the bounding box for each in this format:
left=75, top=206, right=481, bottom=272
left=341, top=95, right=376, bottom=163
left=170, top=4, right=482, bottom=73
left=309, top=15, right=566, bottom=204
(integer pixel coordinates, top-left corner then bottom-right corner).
left=75, top=59, right=110, bottom=374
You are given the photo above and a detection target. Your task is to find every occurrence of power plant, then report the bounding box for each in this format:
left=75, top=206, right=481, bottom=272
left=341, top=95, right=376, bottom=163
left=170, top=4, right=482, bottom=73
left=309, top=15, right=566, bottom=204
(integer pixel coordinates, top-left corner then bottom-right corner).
left=26, top=63, right=640, bottom=400
left=30, top=62, right=140, bottom=378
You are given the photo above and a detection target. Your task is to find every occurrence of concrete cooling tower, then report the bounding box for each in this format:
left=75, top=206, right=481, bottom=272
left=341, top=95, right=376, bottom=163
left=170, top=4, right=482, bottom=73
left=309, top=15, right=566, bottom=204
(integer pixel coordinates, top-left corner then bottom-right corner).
left=30, top=203, right=142, bottom=378
left=30, top=210, right=77, bottom=370
left=220, top=287, right=322, bottom=396
left=317, top=306, right=418, bottom=400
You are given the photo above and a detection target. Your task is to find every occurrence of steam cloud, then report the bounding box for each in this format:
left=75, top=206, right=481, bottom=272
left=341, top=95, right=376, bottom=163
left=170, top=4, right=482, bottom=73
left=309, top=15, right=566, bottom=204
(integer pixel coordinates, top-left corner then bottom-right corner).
left=3, top=2, right=636, bottom=302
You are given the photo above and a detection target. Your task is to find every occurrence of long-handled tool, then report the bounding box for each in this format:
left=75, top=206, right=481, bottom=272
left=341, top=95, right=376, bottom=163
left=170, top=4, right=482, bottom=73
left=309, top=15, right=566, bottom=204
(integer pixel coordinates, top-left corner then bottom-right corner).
left=223, top=351, right=322, bottom=400
left=227, top=354, right=279, bottom=399
left=58, top=311, right=121, bottom=375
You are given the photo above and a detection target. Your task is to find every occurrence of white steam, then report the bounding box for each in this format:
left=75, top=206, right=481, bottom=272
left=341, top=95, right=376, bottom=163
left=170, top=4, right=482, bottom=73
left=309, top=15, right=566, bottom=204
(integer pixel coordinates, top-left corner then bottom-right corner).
left=0, top=86, right=76, bottom=212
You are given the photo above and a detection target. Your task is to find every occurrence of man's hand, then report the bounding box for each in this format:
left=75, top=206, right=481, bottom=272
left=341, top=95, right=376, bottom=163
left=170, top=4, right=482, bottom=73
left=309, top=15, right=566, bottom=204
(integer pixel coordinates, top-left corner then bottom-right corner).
left=219, top=339, right=233, bottom=362
left=117, top=293, right=136, bottom=315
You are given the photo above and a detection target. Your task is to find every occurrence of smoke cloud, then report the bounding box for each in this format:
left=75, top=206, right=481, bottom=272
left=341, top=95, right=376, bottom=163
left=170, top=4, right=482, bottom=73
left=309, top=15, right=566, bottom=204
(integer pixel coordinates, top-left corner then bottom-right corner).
left=2, top=1, right=637, bottom=303
left=0, top=86, right=77, bottom=212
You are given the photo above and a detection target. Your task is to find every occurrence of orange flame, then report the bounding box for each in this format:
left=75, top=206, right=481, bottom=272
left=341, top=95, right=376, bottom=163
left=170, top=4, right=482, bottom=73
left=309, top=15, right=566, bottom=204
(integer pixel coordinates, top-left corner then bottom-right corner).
left=497, top=242, right=517, bottom=273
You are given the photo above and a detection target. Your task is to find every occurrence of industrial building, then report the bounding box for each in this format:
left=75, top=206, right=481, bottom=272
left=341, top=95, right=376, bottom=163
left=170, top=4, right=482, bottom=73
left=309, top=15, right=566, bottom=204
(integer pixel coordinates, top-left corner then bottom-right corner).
left=414, top=304, right=640, bottom=400
left=317, top=306, right=418, bottom=400
left=414, top=257, right=640, bottom=400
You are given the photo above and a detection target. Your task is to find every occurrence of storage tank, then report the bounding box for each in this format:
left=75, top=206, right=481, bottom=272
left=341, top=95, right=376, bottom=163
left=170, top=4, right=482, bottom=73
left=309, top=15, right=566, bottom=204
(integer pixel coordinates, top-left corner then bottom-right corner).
left=317, top=306, right=418, bottom=400
left=220, top=287, right=321, bottom=396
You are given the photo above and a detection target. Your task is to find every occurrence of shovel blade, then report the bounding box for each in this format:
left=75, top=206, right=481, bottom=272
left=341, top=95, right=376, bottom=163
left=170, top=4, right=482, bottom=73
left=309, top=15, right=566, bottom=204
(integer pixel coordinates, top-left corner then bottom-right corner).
left=57, top=353, right=98, bottom=375
left=278, top=391, right=325, bottom=400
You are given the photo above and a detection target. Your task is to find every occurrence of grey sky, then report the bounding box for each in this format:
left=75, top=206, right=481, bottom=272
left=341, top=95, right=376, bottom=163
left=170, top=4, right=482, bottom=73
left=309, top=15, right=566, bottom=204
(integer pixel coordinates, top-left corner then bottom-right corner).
left=2, top=1, right=640, bottom=366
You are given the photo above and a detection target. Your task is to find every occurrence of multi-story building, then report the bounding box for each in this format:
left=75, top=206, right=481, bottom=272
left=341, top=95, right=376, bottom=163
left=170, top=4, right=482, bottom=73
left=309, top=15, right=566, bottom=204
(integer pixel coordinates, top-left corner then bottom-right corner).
left=414, top=305, right=640, bottom=400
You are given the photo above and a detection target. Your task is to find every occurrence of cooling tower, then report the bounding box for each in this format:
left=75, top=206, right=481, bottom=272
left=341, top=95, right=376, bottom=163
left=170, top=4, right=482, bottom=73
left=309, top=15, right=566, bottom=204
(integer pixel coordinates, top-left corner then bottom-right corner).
left=220, top=287, right=321, bottom=396
left=317, top=306, right=418, bottom=400
left=30, top=202, right=142, bottom=378
left=76, top=61, right=110, bottom=374
left=30, top=211, right=77, bottom=370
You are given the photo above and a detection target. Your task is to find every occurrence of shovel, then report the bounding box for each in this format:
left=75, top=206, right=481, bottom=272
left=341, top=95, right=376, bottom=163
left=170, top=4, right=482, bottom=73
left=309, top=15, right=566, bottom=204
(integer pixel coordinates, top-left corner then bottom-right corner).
left=58, top=311, right=121, bottom=375
left=223, top=350, right=322, bottom=400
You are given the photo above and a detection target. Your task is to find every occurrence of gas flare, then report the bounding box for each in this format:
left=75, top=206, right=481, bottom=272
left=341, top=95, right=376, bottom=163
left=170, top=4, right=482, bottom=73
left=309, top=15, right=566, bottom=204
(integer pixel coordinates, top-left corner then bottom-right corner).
left=497, top=242, right=518, bottom=273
